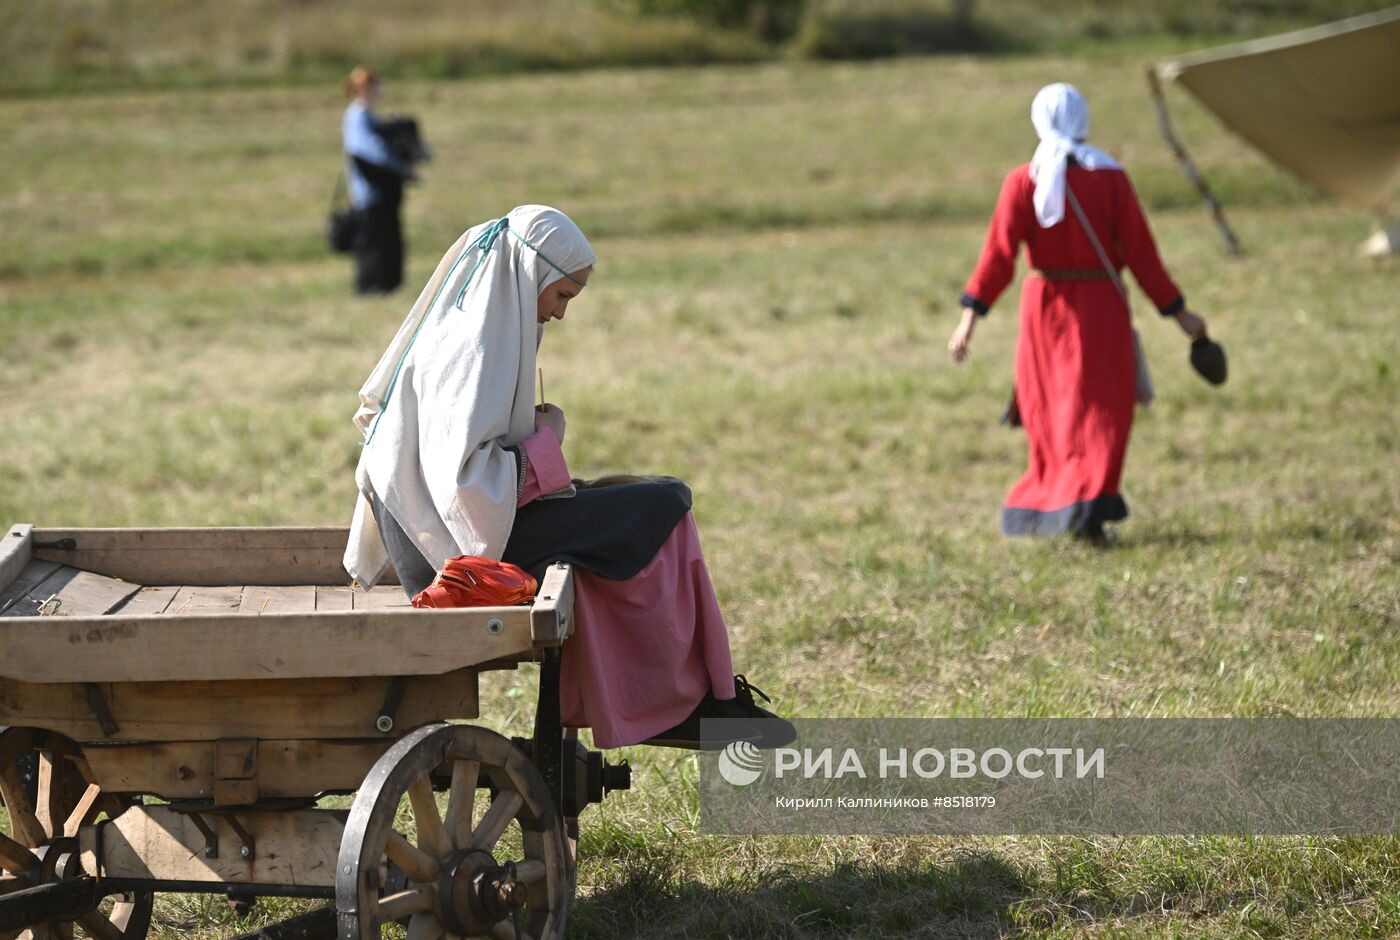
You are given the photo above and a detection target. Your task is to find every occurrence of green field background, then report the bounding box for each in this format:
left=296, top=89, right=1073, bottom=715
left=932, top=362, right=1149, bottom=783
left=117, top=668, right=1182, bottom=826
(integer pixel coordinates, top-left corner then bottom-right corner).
left=3, top=11, right=1400, bottom=939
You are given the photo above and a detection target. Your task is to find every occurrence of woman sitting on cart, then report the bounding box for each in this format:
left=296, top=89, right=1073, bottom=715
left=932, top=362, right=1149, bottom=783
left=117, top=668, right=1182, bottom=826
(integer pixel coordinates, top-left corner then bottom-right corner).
left=344, top=204, right=794, bottom=752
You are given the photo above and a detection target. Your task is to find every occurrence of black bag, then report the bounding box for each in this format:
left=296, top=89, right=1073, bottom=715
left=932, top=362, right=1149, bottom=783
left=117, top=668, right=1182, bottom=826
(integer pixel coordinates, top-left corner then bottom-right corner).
left=1190, top=335, right=1228, bottom=385
left=326, top=174, right=359, bottom=254
left=377, top=116, right=432, bottom=165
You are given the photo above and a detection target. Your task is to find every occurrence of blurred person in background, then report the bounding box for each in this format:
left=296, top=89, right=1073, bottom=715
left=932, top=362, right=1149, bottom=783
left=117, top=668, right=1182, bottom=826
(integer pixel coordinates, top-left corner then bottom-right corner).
left=342, top=66, right=425, bottom=294
left=948, top=83, right=1207, bottom=543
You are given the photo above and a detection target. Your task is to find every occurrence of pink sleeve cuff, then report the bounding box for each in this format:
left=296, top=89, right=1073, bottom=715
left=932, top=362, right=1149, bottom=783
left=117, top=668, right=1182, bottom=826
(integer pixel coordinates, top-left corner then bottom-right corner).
left=517, top=427, right=572, bottom=506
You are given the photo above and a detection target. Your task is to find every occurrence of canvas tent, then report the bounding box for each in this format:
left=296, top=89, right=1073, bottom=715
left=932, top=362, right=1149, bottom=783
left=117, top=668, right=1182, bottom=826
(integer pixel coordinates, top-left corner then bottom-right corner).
left=1150, top=6, right=1400, bottom=253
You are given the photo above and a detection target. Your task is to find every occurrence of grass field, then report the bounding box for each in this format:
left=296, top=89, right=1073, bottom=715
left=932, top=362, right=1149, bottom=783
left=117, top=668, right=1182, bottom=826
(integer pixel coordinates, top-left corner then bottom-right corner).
left=2, top=44, right=1399, bottom=939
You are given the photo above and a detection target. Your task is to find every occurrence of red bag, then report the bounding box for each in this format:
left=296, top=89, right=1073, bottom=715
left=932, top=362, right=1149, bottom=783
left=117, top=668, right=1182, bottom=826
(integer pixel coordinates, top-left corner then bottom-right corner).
left=411, top=555, right=538, bottom=609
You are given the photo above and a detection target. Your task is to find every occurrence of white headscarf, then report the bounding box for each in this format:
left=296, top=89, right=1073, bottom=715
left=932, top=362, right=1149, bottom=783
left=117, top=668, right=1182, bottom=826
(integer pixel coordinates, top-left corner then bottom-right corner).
left=343, top=205, right=595, bottom=588
left=1029, top=83, right=1121, bottom=228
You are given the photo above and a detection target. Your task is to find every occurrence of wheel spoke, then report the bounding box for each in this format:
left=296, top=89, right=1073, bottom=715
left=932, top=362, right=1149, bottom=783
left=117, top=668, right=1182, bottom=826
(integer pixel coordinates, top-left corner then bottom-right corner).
left=443, top=760, right=479, bottom=851
left=105, top=896, right=143, bottom=933
left=406, top=778, right=450, bottom=859
left=75, top=910, right=125, bottom=940
left=0, top=832, right=38, bottom=875
left=62, top=784, right=103, bottom=839
left=36, top=752, right=64, bottom=838
left=0, top=730, right=34, bottom=772
left=466, top=792, right=522, bottom=853
left=488, top=921, right=535, bottom=940
left=0, top=766, right=46, bottom=847
left=376, top=887, right=435, bottom=922
left=385, top=830, right=439, bottom=883
left=68, top=754, right=98, bottom=789
left=405, top=911, right=445, bottom=940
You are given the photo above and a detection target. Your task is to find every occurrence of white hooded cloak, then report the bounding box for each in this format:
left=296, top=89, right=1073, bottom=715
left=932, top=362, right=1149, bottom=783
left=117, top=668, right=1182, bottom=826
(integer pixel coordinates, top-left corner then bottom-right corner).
left=343, top=205, right=596, bottom=588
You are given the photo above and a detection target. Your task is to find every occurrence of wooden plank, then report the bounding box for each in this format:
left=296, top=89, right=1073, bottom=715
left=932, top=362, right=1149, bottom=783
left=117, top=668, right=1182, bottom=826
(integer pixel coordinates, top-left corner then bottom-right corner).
left=45, top=570, right=141, bottom=617
left=135, top=677, right=356, bottom=699
left=0, top=559, right=63, bottom=617
left=111, top=585, right=178, bottom=616
left=315, top=585, right=354, bottom=612
left=239, top=586, right=316, bottom=616
left=213, top=738, right=259, bottom=805
left=3, top=566, right=140, bottom=620
left=80, top=805, right=345, bottom=888
left=530, top=563, right=575, bottom=644
left=3, top=564, right=84, bottom=618
left=215, top=739, right=257, bottom=779
left=0, top=525, right=33, bottom=595
left=0, top=606, right=534, bottom=683
left=352, top=585, right=413, bottom=611
left=29, top=527, right=399, bottom=587
left=213, top=778, right=258, bottom=805
left=166, top=585, right=243, bottom=616
left=81, top=739, right=390, bottom=801
left=0, top=671, right=478, bottom=743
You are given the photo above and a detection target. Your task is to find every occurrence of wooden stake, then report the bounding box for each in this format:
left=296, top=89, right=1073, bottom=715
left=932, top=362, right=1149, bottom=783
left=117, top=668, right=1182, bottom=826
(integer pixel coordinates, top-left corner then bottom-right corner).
left=1147, top=66, right=1244, bottom=257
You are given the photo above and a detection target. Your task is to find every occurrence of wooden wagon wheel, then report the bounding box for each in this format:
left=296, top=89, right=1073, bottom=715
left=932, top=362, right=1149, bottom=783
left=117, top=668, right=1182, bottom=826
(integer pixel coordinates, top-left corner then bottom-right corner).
left=336, top=723, right=571, bottom=940
left=0, top=728, right=153, bottom=940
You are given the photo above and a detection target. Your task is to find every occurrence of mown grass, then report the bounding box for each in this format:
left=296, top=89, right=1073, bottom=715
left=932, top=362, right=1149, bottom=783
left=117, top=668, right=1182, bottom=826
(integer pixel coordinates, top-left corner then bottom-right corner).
left=2, top=46, right=1399, bottom=939
left=3, top=0, right=1396, bottom=95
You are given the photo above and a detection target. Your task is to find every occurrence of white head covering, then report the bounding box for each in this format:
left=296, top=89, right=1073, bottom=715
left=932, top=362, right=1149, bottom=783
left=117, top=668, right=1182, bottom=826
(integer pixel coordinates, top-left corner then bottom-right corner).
left=1029, top=83, right=1121, bottom=228
left=344, top=205, right=595, bottom=588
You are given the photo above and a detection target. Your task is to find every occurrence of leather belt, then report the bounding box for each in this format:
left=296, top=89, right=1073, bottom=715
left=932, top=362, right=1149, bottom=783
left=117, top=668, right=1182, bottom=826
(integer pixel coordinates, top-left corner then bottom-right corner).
left=1030, top=268, right=1113, bottom=281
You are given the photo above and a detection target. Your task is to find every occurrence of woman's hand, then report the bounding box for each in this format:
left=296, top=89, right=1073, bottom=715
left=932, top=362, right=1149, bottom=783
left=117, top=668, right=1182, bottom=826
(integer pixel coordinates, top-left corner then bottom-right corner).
left=1174, top=309, right=1207, bottom=340
left=535, top=403, right=566, bottom=444
left=948, top=308, right=978, bottom=363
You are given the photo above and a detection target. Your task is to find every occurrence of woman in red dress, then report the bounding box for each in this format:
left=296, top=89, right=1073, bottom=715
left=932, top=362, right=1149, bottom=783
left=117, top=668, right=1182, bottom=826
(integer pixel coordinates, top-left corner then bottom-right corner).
left=949, top=83, right=1207, bottom=540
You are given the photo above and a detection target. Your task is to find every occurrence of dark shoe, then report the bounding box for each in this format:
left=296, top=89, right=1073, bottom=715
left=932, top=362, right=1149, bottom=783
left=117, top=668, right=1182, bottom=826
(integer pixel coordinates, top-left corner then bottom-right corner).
left=641, top=675, right=796, bottom=751
left=1072, top=520, right=1113, bottom=548
left=729, top=675, right=797, bottom=749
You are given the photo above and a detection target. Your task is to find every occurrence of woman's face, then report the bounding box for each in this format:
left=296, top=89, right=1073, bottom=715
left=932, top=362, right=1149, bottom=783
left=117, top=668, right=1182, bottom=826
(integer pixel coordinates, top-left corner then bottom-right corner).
left=537, top=266, right=591, bottom=324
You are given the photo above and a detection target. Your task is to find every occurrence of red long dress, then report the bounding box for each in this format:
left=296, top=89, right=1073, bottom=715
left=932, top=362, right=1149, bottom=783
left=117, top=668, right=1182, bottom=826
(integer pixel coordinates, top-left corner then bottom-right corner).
left=961, top=163, right=1184, bottom=535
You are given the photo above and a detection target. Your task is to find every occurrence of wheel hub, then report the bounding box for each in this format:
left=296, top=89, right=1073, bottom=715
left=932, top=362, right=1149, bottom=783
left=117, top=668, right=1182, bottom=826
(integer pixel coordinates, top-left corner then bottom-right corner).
left=32, top=837, right=83, bottom=883
left=437, top=848, right=532, bottom=935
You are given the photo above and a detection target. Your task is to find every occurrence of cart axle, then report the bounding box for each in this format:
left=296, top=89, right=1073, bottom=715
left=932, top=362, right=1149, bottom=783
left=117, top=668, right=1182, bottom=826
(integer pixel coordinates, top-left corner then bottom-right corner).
left=0, top=875, right=99, bottom=932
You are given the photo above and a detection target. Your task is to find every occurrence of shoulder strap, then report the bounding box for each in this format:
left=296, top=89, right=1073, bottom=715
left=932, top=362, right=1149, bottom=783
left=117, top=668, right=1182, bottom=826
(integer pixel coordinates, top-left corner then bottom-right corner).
left=1065, top=184, right=1128, bottom=305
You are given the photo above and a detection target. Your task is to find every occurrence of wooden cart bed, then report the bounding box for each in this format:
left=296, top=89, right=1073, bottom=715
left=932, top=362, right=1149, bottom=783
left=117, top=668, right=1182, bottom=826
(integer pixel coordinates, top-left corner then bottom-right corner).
left=1, top=564, right=411, bottom=620
left=0, top=523, right=573, bottom=749
left=0, top=524, right=573, bottom=685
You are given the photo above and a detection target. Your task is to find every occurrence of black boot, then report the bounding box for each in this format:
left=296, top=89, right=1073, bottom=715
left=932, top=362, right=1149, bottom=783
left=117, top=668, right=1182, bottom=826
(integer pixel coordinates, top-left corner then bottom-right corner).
left=642, top=675, right=797, bottom=750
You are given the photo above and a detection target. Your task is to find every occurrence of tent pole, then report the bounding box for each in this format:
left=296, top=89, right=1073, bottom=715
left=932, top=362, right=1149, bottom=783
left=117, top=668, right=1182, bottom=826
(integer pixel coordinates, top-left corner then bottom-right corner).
left=1147, top=67, right=1244, bottom=257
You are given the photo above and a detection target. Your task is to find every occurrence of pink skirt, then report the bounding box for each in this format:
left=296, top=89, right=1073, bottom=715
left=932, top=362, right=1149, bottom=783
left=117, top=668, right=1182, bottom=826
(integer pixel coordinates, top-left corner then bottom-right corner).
left=559, top=513, right=736, bottom=748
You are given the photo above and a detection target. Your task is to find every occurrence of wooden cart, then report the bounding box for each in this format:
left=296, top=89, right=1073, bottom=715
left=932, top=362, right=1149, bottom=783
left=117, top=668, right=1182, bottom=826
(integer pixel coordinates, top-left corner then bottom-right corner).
left=0, top=524, right=631, bottom=940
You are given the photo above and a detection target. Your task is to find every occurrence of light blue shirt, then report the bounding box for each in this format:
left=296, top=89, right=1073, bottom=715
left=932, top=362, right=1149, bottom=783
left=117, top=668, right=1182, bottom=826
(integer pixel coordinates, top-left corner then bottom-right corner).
left=342, top=102, right=404, bottom=209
